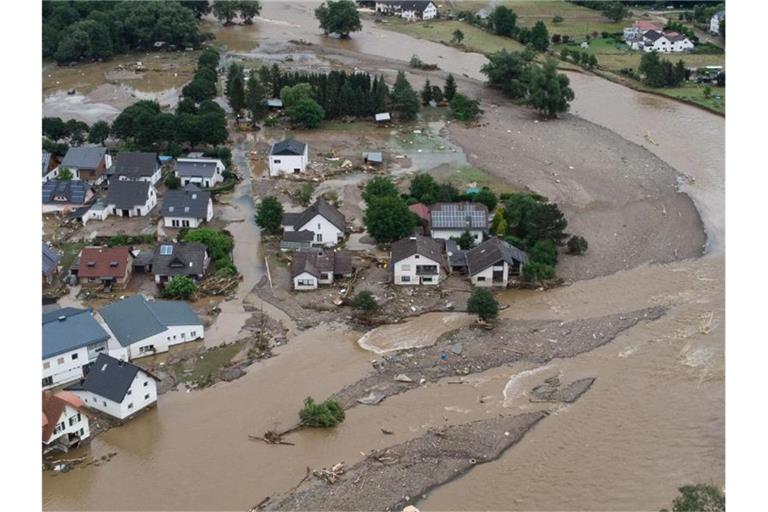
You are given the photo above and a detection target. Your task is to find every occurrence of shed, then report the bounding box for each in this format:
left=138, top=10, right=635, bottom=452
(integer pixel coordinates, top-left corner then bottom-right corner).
left=267, top=98, right=283, bottom=108
left=375, top=112, right=391, bottom=122
left=363, top=152, right=383, bottom=164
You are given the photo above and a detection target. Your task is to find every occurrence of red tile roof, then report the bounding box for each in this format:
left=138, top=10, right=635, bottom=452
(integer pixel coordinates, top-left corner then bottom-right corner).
left=634, top=21, right=660, bottom=31
left=42, top=391, right=84, bottom=442
left=76, top=246, right=133, bottom=279
left=408, top=203, right=431, bottom=222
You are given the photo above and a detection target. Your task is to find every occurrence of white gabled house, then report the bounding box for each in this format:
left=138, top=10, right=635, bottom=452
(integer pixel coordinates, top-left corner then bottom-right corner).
left=281, top=198, right=346, bottom=248
left=710, top=11, right=725, bottom=35
left=105, top=180, right=157, bottom=218
left=375, top=1, right=438, bottom=21
left=42, top=391, right=91, bottom=453
left=175, top=157, right=225, bottom=188
left=110, top=152, right=162, bottom=185
left=97, top=294, right=204, bottom=360
left=269, top=138, right=309, bottom=176
left=641, top=30, right=694, bottom=53
left=466, top=237, right=528, bottom=288
left=162, top=184, right=213, bottom=228
left=291, top=249, right=353, bottom=290
left=390, top=235, right=445, bottom=285
left=67, top=353, right=159, bottom=421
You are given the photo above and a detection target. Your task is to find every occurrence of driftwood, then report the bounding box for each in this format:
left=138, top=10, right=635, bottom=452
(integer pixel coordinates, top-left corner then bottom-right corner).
left=248, top=430, right=296, bottom=446
left=367, top=448, right=399, bottom=465
left=313, top=461, right=345, bottom=484
left=198, top=274, right=240, bottom=296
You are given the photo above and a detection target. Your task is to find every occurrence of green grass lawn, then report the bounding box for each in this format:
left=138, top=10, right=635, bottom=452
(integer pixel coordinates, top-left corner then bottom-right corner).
left=58, top=241, right=87, bottom=272
left=432, top=165, right=519, bottom=194
left=173, top=340, right=245, bottom=384
left=657, top=84, right=725, bottom=114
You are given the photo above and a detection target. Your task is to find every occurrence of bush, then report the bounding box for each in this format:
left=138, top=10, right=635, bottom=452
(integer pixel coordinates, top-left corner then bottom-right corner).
left=523, top=262, right=555, bottom=282
left=351, top=291, right=378, bottom=312
left=552, top=15, right=564, bottom=23
left=450, top=93, right=482, bottom=122
left=162, top=276, right=198, bottom=300
left=264, top=116, right=279, bottom=127
left=299, top=397, right=345, bottom=428
left=530, top=239, right=558, bottom=266
left=662, top=484, right=724, bottom=512
left=182, top=228, right=235, bottom=269
left=566, top=235, right=588, bottom=255
left=165, top=173, right=181, bottom=190
left=295, top=183, right=315, bottom=206
left=467, top=288, right=499, bottom=322
left=255, top=196, right=284, bottom=235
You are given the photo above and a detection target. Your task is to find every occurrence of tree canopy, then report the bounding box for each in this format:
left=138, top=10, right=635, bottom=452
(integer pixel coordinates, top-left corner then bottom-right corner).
left=391, top=71, right=420, bottom=120
left=526, top=60, right=575, bottom=118
left=467, top=288, right=499, bottom=322
left=255, top=196, right=284, bottom=235
left=162, top=275, right=198, bottom=300
left=450, top=93, right=482, bottom=122
left=362, top=176, right=400, bottom=203
left=364, top=195, right=416, bottom=244
left=315, top=0, right=362, bottom=38
left=488, top=6, right=517, bottom=37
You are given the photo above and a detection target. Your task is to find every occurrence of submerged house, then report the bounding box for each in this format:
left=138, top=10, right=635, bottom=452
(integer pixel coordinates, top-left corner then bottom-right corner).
left=291, top=249, right=353, bottom=290
left=466, top=237, right=528, bottom=287
left=42, top=391, right=90, bottom=453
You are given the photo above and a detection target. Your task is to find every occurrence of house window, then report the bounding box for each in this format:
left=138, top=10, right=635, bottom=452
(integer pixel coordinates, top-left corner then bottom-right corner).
left=273, top=159, right=281, bottom=164
left=79, top=428, right=84, bottom=436
left=191, top=331, right=196, bottom=337
left=128, top=403, right=134, bottom=409
left=414, top=255, right=420, bottom=259
left=127, top=390, right=132, bottom=396
left=43, top=362, right=50, bottom=370
left=401, top=276, right=411, bottom=282
left=42, top=376, right=53, bottom=387
left=144, top=381, right=149, bottom=387
left=317, top=223, right=321, bottom=230
left=401, top=264, right=411, bottom=271
left=182, top=220, right=190, bottom=228
left=57, top=357, right=65, bottom=365
left=181, top=332, right=186, bottom=339
left=139, top=345, right=155, bottom=354
left=69, top=413, right=81, bottom=426
left=477, top=276, right=486, bottom=282
left=53, top=422, right=65, bottom=435
left=72, top=353, right=79, bottom=360
left=145, top=394, right=150, bottom=400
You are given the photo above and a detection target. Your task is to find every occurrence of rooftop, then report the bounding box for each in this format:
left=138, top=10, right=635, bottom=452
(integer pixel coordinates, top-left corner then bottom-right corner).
left=42, top=391, right=85, bottom=441
left=61, top=146, right=107, bottom=170
left=111, top=152, right=159, bottom=179
left=466, top=237, right=528, bottom=275
left=175, top=158, right=221, bottom=178
left=106, top=180, right=152, bottom=209
left=283, top=198, right=346, bottom=233
left=152, top=242, right=208, bottom=277
left=291, top=249, right=353, bottom=278
left=270, top=138, right=307, bottom=156
left=43, top=308, right=110, bottom=359
left=42, top=179, right=90, bottom=205
left=74, top=246, right=133, bottom=279
left=430, top=202, right=489, bottom=230
left=98, top=295, right=202, bottom=347
left=67, top=353, right=158, bottom=403
left=162, top=184, right=211, bottom=219
left=390, top=235, right=444, bottom=265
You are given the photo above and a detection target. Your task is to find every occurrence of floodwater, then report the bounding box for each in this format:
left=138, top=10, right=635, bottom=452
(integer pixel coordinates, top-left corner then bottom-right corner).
left=43, top=3, right=724, bottom=511
left=357, top=312, right=474, bottom=354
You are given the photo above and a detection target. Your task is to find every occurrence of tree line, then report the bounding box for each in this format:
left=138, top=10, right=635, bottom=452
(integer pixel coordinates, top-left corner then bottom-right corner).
left=457, top=6, right=551, bottom=52
left=43, top=1, right=207, bottom=63
left=210, top=1, right=262, bottom=25
left=638, top=52, right=690, bottom=88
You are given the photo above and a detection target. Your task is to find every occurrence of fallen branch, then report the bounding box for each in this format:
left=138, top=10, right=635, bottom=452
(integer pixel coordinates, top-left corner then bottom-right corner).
left=248, top=430, right=296, bottom=446
left=313, top=461, right=345, bottom=484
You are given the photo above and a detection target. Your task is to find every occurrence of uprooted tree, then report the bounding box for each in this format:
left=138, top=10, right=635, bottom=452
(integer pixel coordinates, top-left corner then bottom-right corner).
left=299, top=397, right=345, bottom=427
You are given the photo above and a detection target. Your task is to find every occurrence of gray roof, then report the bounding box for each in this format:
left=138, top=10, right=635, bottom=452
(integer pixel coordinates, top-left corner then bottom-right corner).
left=106, top=180, right=151, bottom=209
left=285, top=198, right=346, bottom=232
left=430, top=202, right=489, bottom=230
left=42, top=179, right=90, bottom=205
left=390, top=235, right=444, bottom=265
left=61, top=146, right=107, bottom=170
left=43, top=308, right=110, bottom=359
left=291, top=249, right=353, bottom=278
left=66, top=353, right=157, bottom=403
left=175, top=158, right=219, bottom=178
left=283, top=230, right=314, bottom=243
left=99, top=295, right=202, bottom=347
left=112, top=152, right=159, bottom=179
left=42, top=152, right=52, bottom=177
left=466, top=237, right=528, bottom=275
left=43, top=243, right=60, bottom=276
left=444, top=239, right=467, bottom=268
left=152, top=242, right=208, bottom=278
left=270, top=139, right=307, bottom=156
left=267, top=98, right=283, bottom=108
left=162, top=185, right=211, bottom=219
left=644, top=30, right=663, bottom=41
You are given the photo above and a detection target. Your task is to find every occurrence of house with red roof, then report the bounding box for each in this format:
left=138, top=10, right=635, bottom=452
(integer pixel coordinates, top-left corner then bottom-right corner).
left=42, top=391, right=90, bottom=453
left=71, top=246, right=134, bottom=290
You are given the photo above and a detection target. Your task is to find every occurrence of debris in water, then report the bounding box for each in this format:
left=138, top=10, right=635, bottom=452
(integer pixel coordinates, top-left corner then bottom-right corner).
left=357, top=390, right=386, bottom=405
left=394, top=373, right=413, bottom=383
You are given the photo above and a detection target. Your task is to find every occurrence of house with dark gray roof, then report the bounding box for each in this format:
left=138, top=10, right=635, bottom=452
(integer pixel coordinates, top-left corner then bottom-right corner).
left=43, top=243, right=60, bottom=285
left=105, top=180, right=157, bottom=217
left=151, top=242, right=210, bottom=284
left=444, top=238, right=468, bottom=273
left=466, top=237, right=528, bottom=288
left=162, top=184, right=213, bottom=228
left=174, top=157, right=225, bottom=188
left=42, top=307, right=112, bottom=389
left=60, top=146, right=110, bottom=183
left=291, top=248, right=353, bottom=290
left=42, top=179, right=93, bottom=212
left=110, top=152, right=161, bottom=184
left=390, top=235, right=445, bottom=285
left=429, top=202, right=489, bottom=245
left=281, top=198, right=346, bottom=248
left=67, top=353, right=159, bottom=420
left=269, top=138, right=308, bottom=176
left=97, top=294, right=204, bottom=360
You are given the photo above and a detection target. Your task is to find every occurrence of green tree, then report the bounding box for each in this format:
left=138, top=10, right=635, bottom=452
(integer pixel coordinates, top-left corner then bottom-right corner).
left=661, top=484, right=724, bottom=512
left=391, top=71, right=420, bottom=120
left=181, top=1, right=212, bottom=19
left=530, top=21, right=550, bottom=51
left=43, top=117, right=68, bottom=141
left=474, top=187, right=497, bottom=211
left=603, top=2, right=630, bottom=23
left=488, top=6, right=517, bottom=37
left=503, top=193, right=568, bottom=246
left=226, top=64, right=246, bottom=113
left=351, top=290, right=378, bottom=312
left=162, top=276, right=198, bottom=300
left=523, top=261, right=555, bottom=282
left=443, top=73, right=457, bottom=101
left=58, top=167, right=74, bottom=181
left=238, top=0, right=261, bottom=24
left=245, top=70, right=268, bottom=122
left=451, top=29, right=464, bottom=45
left=530, top=239, right=558, bottom=266
left=364, top=195, right=416, bottom=244
left=526, top=60, right=574, bottom=118
left=409, top=173, right=438, bottom=202
left=455, top=230, right=476, bottom=250
left=362, top=176, right=399, bottom=203
left=421, top=78, right=433, bottom=105
left=198, top=47, right=221, bottom=70
left=315, top=0, right=361, bottom=38
left=182, top=228, right=236, bottom=272
left=481, top=49, right=536, bottom=99
left=490, top=206, right=508, bottom=235
left=255, top=196, right=284, bottom=235
left=212, top=1, right=239, bottom=24
left=450, top=93, right=482, bottom=122
left=87, top=120, right=111, bottom=145
left=566, top=235, right=588, bottom=255
left=431, top=86, right=444, bottom=104
left=280, top=83, right=315, bottom=109
left=286, top=97, right=325, bottom=128
left=299, top=397, right=345, bottom=428
left=165, top=173, right=181, bottom=190
left=467, top=288, right=498, bottom=322
left=65, top=119, right=89, bottom=145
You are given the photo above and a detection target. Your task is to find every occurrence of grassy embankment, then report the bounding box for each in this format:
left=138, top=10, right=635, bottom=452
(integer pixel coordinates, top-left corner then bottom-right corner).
left=380, top=1, right=724, bottom=113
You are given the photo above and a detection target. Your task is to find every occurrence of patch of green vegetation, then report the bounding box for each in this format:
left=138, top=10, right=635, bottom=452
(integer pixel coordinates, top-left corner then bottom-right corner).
left=500, top=0, right=626, bottom=38
left=58, top=241, right=87, bottom=272
left=656, top=85, right=725, bottom=114
left=435, top=166, right=518, bottom=194
left=173, top=341, right=245, bottom=384
left=383, top=18, right=526, bottom=55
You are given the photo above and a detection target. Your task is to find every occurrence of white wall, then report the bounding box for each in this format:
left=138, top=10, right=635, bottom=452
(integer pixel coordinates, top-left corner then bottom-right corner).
left=45, top=404, right=90, bottom=445
left=43, top=345, right=104, bottom=389
left=293, top=272, right=318, bottom=290
left=298, top=214, right=344, bottom=247
left=431, top=228, right=484, bottom=244
left=470, top=263, right=508, bottom=287
left=393, top=254, right=442, bottom=285
left=108, top=186, right=157, bottom=217
left=74, top=371, right=157, bottom=420
left=126, top=324, right=204, bottom=360
left=269, top=147, right=308, bottom=176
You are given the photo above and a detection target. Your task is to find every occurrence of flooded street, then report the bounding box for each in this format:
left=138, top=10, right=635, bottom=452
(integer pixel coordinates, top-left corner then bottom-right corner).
left=43, top=3, right=724, bottom=510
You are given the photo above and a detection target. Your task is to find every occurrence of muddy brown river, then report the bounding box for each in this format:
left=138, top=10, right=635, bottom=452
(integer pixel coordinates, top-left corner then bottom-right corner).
left=43, top=3, right=724, bottom=510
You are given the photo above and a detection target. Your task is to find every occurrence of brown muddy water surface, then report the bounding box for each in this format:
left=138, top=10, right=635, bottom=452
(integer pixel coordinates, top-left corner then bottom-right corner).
left=43, top=3, right=724, bottom=511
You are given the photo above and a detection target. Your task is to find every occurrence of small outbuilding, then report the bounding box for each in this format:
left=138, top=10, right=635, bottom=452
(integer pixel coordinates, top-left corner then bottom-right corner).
left=268, top=139, right=309, bottom=177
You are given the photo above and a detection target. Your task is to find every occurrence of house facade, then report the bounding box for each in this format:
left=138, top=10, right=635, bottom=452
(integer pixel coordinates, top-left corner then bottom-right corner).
left=98, top=295, right=204, bottom=360
left=43, top=308, right=112, bottom=389
left=710, top=11, right=725, bottom=35
left=67, top=354, right=159, bottom=421
left=466, top=237, right=528, bottom=288
left=269, top=139, right=309, bottom=176
left=291, top=249, right=353, bottom=290
left=105, top=180, right=157, bottom=217
left=162, top=185, right=213, bottom=228
left=429, top=202, right=489, bottom=244
left=43, top=391, right=90, bottom=452
left=281, top=198, right=346, bottom=248
left=175, top=158, right=225, bottom=188
left=390, top=235, right=445, bottom=285
left=60, top=147, right=111, bottom=183
left=71, top=246, right=133, bottom=289
left=375, top=1, right=438, bottom=21
left=111, top=152, right=161, bottom=185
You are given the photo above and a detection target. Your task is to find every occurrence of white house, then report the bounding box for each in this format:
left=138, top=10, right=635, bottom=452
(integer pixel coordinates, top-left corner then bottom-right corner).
left=67, top=353, right=159, bottom=421
left=162, top=185, right=213, bottom=228
left=43, top=391, right=90, bottom=453
left=43, top=307, right=112, bottom=389
left=105, top=180, right=157, bottom=217
left=642, top=30, right=694, bottom=53
left=375, top=1, right=438, bottom=21
left=110, top=152, right=161, bottom=185
left=291, top=249, right=353, bottom=290
left=390, top=235, right=445, bottom=285
left=623, top=21, right=660, bottom=41
left=97, top=294, right=204, bottom=360
left=268, top=139, right=309, bottom=177
left=466, top=237, right=528, bottom=288
left=429, top=202, right=489, bottom=245
left=175, top=157, right=225, bottom=188
left=710, top=10, right=725, bottom=35
left=281, top=198, right=346, bottom=248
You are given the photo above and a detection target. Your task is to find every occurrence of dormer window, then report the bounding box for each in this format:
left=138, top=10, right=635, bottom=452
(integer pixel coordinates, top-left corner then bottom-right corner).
left=109, top=261, right=118, bottom=267
left=87, top=261, right=96, bottom=267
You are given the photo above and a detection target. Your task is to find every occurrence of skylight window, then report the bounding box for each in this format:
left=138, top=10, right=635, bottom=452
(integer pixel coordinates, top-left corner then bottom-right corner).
left=160, top=245, right=173, bottom=256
